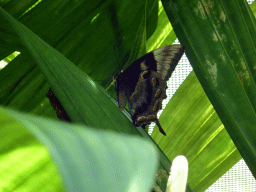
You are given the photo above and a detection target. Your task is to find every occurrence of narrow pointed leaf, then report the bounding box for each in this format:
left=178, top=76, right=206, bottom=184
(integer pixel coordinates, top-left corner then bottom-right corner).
left=0, top=7, right=137, bottom=134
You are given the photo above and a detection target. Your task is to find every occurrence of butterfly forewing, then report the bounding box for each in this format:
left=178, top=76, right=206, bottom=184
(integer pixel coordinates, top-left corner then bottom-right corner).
left=154, top=44, right=185, bottom=81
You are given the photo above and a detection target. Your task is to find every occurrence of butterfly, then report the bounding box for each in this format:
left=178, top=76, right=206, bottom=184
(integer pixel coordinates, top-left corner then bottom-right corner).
left=114, top=44, right=185, bottom=135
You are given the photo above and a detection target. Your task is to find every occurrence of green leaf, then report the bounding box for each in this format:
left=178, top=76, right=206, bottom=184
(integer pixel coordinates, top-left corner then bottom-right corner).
left=161, top=0, right=256, bottom=188
left=0, top=7, right=139, bottom=134
left=147, top=1, right=177, bottom=52
left=0, top=0, right=158, bottom=115
left=0, top=107, right=64, bottom=192
left=0, top=106, right=158, bottom=191
left=152, top=72, right=241, bottom=191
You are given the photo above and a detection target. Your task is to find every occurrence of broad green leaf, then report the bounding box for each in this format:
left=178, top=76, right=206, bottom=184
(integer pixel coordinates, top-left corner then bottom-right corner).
left=0, top=106, right=158, bottom=192
left=152, top=72, right=241, bottom=191
left=160, top=0, right=256, bottom=189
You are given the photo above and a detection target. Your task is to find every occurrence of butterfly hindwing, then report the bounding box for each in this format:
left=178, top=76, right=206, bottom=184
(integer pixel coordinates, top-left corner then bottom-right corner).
left=114, top=52, right=154, bottom=110
left=129, top=70, right=167, bottom=135
left=115, top=44, right=185, bottom=135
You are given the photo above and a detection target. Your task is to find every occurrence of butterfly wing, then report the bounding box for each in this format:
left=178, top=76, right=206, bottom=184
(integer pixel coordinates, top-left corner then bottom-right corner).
left=115, top=44, right=185, bottom=135
left=153, top=44, right=185, bottom=80
left=129, top=70, right=167, bottom=135
left=115, top=52, right=150, bottom=110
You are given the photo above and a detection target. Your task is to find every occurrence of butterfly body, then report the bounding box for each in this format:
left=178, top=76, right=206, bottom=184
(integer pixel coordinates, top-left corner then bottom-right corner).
left=115, top=44, right=185, bottom=135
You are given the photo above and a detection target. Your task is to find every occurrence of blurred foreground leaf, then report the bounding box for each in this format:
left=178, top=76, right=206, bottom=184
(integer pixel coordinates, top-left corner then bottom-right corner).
left=0, top=106, right=158, bottom=192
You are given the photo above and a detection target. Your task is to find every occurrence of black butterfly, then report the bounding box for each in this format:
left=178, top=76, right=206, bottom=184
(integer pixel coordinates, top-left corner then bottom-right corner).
left=114, top=44, right=185, bottom=135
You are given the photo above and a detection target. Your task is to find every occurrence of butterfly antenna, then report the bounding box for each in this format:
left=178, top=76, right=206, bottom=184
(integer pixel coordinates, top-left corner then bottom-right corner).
left=155, top=120, right=166, bottom=136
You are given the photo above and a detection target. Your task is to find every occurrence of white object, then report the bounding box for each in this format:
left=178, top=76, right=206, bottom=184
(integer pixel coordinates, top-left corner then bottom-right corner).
left=167, top=155, right=188, bottom=192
